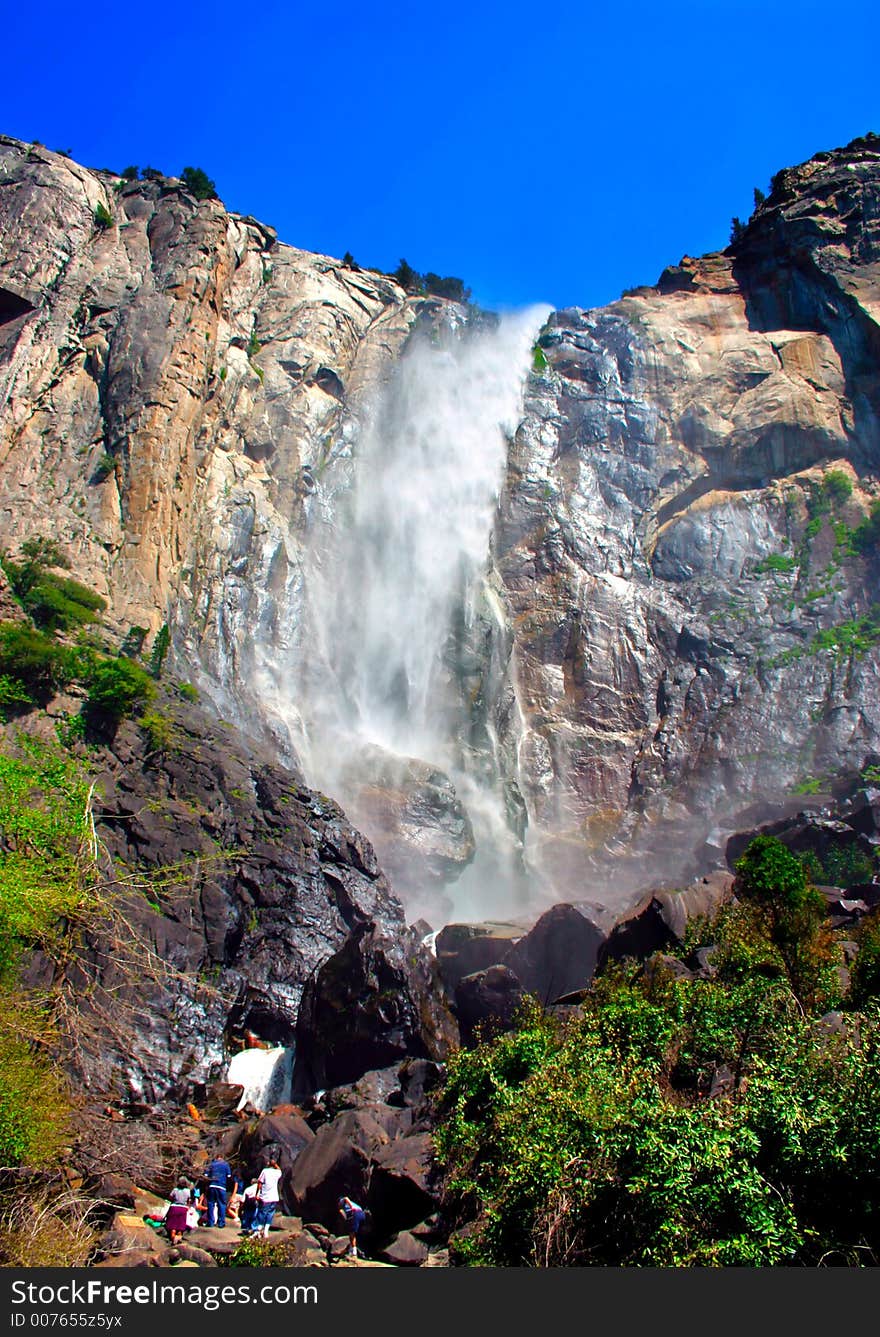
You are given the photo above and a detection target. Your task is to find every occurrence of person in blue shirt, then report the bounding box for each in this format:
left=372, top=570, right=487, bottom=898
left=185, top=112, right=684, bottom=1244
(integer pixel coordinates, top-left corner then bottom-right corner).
left=205, top=1154, right=233, bottom=1227
left=338, top=1195, right=366, bottom=1259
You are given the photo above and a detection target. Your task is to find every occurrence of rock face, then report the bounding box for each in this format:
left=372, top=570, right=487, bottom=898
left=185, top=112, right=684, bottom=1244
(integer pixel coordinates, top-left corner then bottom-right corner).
left=17, top=688, right=451, bottom=1103
left=3, top=134, right=880, bottom=918
left=482, top=136, right=880, bottom=899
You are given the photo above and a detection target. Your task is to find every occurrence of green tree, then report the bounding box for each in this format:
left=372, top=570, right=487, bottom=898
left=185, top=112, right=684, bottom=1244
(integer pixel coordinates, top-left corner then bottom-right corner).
left=733, top=836, right=831, bottom=1010
left=180, top=166, right=218, bottom=201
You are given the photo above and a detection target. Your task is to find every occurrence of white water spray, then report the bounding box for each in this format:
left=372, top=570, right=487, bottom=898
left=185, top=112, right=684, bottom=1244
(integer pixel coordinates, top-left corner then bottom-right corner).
left=295, top=304, right=551, bottom=921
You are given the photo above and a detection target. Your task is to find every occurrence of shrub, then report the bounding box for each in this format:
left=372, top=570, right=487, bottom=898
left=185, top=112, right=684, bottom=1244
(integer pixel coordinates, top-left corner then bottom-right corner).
left=852, top=499, right=880, bottom=554
left=755, top=553, right=796, bottom=574
left=120, top=166, right=139, bottom=181
left=137, top=709, right=179, bottom=754
left=84, top=657, right=155, bottom=729
left=393, top=258, right=422, bottom=294
left=180, top=166, right=218, bottom=201
left=93, top=202, right=113, bottom=230
left=822, top=469, right=853, bottom=503
left=532, top=345, right=548, bottom=372
left=733, top=836, right=831, bottom=1009
left=753, top=186, right=767, bottom=209
left=247, top=329, right=261, bottom=360
left=424, top=273, right=472, bottom=304
left=90, top=453, right=115, bottom=485
left=0, top=624, right=80, bottom=705
left=177, top=682, right=199, bottom=702
left=119, top=625, right=148, bottom=659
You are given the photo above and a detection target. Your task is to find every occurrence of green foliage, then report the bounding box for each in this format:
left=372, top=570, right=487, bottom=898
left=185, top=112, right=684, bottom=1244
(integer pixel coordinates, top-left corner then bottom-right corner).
left=755, top=553, right=796, bottom=574
left=90, top=453, right=115, bottom=485
left=437, top=887, right=880, bottom=1267
left=850, top=912, right=880, bottom=1007
left=822, top=469, right=853, bottom=503
left=120, top=166, right=139, bottom=181
left=0, top=624, right=80, bottom=706
left=84, top=656, right=155, bottom=729
left=532, top=345, right=548, bottom=372
left=148, top=624, right=171, bottom=679
left=729, top=216, right=747, bottom=244
left=246, top=329, right=261, bottom=360
left=93, top=202, right=113, bottom=230
left=341, top=251, right=358, bottom=269
left=119, top=625, right=148, bottom=659
left=225, top=1236, right=290, bottom=1267
left=733, top=836, right=831, bottom=1008
left=390, top=258, right=473, bottom=304
left=424, top=272, right=472, bottom=303
left=852, top=499, right=880, bottom=554
left=177, top=682, right=199, bottom=702
left=219, top=365, right=228, bottom=382
left=1, top=542, right=105, bottom=633
left=137, top=709, right=179, bottom=754
left=180, top=166, right=218, bottom=201
left=753, top=186, right=767, bottom=209
left=0, top=736, right=102, bottom=1168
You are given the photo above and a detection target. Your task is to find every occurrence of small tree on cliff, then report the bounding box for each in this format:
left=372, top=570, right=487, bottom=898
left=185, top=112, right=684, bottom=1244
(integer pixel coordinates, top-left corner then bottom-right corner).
left=733, top=835, right=831, bottom=1009
left=180, top=166, right=218, bottom=201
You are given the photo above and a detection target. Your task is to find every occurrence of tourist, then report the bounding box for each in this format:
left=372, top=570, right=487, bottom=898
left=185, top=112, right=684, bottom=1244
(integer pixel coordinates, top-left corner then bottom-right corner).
left=165, top=1176, right=194, bottom=1246
left=338, top=1195, right=367, bottom=1259
left=204, top=1151, right=233, bottom=1227
left=249, top=1158, right=282, bottom=1239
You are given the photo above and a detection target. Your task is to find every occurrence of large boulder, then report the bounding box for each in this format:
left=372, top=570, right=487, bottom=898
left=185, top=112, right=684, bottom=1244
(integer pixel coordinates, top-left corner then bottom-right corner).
left=455, top=965, right=525, bottom=1046
left=292, top=923, right=458, bottom=1095
left=435, top=921, right=524, bottom=993
left=367, top=1132, right=439, bottom=1239
left=234, top=1111, right=315, bottom=1186
left=287, top=1109, right=389, bottom=1225
left=504, top=903, right=605, bottom=1002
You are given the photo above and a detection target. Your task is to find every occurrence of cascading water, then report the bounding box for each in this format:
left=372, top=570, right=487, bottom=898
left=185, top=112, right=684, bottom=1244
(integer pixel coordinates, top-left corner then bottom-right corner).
left=293, top=303, right=552, bottom=922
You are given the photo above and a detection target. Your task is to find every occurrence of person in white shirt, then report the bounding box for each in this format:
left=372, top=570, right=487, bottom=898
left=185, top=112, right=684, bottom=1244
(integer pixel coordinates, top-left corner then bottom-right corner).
left=248, top=1158, right=283, bottom=1239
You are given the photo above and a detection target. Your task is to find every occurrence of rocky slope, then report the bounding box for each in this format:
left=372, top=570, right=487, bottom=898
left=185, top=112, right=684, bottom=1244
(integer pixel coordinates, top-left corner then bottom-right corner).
left=2, top=132, right=880, bottom=920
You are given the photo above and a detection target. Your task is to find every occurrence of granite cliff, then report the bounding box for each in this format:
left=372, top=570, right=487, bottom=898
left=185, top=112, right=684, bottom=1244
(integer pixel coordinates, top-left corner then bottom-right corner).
left=2, top=131, right=880, bottom=925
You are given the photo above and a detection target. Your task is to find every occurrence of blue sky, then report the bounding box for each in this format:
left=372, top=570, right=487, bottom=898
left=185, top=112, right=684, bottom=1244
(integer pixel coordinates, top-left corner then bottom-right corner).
left=3, top=0, right=878, bottom=312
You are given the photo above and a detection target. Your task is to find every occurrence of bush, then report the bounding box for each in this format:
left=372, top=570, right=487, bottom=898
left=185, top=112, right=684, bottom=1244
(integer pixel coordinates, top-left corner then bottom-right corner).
left=120, top=166, right=139, bottom=181
left=852, top=499, right=880, bottom=554
left=822, top=469, right=853, bottom=503
left=93, top=202, right=113, bottom=230
left=180, top=166, right=218, bottom=201
left=0, top=624, right=80, bottom=705
left=733, top=836, right=831, bottom=1008
left=90, top=453, right=115, bottom=485
left=532, top=346, right=548, bottom=372
left=437, top=915, right=880, bottom=1267
left=84, top=657, right=155, bottom=729
left=137, top=709, right=179, bottom=754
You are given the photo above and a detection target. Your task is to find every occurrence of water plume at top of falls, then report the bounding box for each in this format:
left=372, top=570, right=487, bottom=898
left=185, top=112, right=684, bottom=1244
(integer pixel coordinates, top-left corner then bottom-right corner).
left=293, top=303, right=552, bottom=922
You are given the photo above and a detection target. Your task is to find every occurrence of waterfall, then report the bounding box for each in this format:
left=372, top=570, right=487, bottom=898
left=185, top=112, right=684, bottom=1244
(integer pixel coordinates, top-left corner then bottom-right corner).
left=226, top=1045, right=293, bottom=1113
left=293, top=304, right=552, bottom=921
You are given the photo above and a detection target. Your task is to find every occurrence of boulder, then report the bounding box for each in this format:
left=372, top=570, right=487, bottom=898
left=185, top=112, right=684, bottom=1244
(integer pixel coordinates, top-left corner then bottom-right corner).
left=504, top=903, right=605, bottom=1002
left=287, top=1109, right=389, bottom=1226
left=435, top=921, right=524, bottom=992
left=397, top=1058, right=444, bottom=1110
left=292, top=923, right=458, bottom=1095
left=379, top=1230, right=428, bottom=1266
left=322, top=1066, right=403, bottom=1118
left=455, top=965, right=525, bottom=1046
left=367, top=1132, right=438, bottom=1237
left=235, top=1111, right=315, bottom=1186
